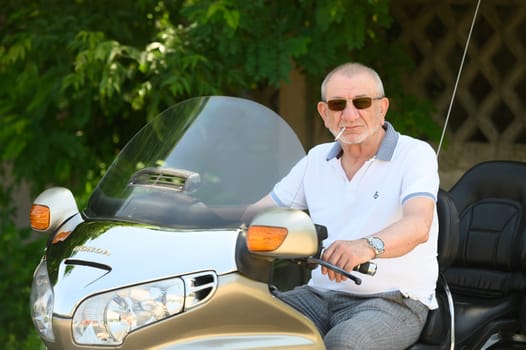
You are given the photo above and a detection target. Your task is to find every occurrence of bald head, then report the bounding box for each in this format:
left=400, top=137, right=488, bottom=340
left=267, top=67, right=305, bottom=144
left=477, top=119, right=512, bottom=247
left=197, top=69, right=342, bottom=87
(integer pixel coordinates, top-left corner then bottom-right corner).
left=320, top=63, right=385, bottom=101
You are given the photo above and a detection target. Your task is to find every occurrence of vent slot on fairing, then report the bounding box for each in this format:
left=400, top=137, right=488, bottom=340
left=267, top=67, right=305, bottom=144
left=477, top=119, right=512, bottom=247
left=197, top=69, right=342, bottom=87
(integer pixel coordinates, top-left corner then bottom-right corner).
left=182, top=271, right=217, bottom=309
left=128, top=168, right=201, bottom=192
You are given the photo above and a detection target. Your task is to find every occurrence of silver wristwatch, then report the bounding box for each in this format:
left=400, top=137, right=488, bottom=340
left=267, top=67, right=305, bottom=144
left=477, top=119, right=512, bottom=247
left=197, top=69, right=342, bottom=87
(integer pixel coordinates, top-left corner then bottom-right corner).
left=365, top=236, right=385, bottom=258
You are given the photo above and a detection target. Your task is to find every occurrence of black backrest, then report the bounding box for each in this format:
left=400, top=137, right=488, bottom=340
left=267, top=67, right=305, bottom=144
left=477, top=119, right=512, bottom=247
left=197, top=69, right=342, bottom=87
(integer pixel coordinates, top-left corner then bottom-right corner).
left=436, top=189, right=459, bottom=271
left=446, top=161, right=526, bottom=296
left=413, top=189, right=459, bottom=346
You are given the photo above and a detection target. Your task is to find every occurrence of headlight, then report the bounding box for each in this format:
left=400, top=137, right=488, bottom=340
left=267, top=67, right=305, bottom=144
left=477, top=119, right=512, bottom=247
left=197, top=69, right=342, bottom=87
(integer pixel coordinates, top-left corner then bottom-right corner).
left=30, top=260, right=55, bottom=342
left=72, top=271, right=216, bottom=346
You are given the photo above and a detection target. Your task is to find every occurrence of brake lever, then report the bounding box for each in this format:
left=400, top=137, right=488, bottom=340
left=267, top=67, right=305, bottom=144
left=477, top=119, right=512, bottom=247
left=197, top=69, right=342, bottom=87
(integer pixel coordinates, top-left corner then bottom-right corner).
left=304, top=258, right=377, bottom=285
left=310, top=225, right=377, bottom=285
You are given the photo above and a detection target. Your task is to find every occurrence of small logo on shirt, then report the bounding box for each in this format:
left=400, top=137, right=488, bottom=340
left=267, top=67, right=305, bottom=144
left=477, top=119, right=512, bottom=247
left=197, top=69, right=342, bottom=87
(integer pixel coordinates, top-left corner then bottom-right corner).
left=373, top=191, right=379, bottom=199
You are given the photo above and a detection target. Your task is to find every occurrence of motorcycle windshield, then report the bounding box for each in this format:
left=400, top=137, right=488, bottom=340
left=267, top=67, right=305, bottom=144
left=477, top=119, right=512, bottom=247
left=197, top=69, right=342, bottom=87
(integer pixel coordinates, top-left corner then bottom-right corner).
left=85, top=96, right=305, bottom=228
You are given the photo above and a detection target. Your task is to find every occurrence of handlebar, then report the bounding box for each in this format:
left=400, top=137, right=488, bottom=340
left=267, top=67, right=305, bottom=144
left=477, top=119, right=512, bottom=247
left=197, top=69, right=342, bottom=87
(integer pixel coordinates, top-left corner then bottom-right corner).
left=305, top=258, right=377, bottom=285
left=309, top=224, right=377, bottom=285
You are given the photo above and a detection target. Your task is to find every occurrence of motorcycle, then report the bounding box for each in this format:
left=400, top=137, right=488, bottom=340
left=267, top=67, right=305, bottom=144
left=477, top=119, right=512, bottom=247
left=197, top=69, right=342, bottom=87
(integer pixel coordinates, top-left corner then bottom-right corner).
left=29, top=96, right=526, bottom=349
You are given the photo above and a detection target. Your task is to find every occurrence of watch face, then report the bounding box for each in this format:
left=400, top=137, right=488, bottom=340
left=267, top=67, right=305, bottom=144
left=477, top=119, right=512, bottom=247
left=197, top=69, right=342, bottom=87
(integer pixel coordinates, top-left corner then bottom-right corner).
left=369, top=237, right=384, bottom=255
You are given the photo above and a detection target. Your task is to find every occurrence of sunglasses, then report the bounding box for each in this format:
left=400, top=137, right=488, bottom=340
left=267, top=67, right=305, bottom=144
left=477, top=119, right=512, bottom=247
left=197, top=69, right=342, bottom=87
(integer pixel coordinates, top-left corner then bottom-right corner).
left=325, top=96, right=384, bottom=111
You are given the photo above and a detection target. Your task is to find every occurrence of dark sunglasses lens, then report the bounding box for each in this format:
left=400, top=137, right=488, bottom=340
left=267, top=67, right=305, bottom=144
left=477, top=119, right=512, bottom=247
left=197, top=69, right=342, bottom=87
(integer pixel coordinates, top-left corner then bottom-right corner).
left=352, top=97, right=372, bottom=109
left=327, top=99, right=346, bottom=111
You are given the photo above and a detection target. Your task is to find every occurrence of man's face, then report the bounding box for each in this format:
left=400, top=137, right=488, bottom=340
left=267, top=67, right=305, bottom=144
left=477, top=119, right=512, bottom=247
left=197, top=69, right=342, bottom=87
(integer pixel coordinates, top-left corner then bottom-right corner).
left=318, top=72, right=388, bottom=145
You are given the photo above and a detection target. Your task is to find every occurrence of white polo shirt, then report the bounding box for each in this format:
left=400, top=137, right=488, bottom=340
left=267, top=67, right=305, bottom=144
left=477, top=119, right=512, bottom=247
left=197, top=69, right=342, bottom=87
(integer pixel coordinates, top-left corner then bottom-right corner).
left=270, top=122, right=439, bottom=309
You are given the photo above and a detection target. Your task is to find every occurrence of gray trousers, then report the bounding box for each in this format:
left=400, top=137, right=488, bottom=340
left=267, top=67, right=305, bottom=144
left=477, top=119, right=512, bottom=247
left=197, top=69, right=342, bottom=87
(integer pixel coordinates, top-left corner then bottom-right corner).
left=276, top=285, right=428, bottom=350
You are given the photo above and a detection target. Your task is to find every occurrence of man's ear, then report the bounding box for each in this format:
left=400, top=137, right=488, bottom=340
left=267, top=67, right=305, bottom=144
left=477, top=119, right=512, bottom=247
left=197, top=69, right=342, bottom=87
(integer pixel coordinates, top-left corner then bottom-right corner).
left=379, top=97, right=389, bottom=117
left=317, top=101, right=330, bottom=127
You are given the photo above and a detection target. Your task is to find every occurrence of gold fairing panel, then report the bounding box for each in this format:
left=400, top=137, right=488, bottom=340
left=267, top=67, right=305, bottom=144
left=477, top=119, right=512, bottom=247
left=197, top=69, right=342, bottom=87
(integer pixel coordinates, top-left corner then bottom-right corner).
left=46, top=274, right=324, bottom=350
left=46, top=221, right=240, bottom=317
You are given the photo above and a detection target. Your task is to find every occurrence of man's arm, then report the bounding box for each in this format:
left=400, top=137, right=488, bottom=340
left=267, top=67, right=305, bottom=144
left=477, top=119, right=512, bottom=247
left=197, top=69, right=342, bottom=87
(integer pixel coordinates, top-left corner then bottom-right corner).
left=321, top=196, right=435, bottom=282
left=241, top=194, right=277, bottom=222
left=211, top=194, right=277, bottom=222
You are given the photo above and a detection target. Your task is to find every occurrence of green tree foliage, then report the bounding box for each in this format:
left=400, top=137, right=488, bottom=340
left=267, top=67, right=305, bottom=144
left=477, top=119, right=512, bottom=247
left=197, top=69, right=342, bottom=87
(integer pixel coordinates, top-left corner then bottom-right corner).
left=1, top=0, right=429, bottom=197
left=0, top=0, right=437, bottom=347
left=0, top=181, right=46, bottom=349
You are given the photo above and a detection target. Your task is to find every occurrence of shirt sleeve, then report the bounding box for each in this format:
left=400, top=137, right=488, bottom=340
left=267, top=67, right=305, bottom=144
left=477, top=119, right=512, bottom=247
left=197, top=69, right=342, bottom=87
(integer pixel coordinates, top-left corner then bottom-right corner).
left=400, top=141, right=439, bottom=204
left=270, top=155, right=308, bottom=209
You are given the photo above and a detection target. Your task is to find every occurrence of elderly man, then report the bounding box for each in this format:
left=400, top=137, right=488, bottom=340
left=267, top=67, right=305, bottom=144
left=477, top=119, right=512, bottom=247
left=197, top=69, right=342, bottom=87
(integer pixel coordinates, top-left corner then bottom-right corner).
left=247, top=62, right=439, bottom=349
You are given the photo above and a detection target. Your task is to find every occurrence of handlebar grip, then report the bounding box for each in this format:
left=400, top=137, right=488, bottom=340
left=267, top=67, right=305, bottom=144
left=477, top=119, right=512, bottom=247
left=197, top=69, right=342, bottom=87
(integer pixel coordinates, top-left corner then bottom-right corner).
left=319, top=248, right=377, bottom=276
left=304, top=258, right=377, bottom=285
left=353, top=262, right=377, bottom=276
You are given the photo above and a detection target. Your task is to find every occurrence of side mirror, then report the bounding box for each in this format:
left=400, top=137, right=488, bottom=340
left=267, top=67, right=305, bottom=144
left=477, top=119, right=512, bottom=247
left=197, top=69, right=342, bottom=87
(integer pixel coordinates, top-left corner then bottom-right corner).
left=30, top=187, right=79, bottom=234
left=246, top=208, right=318, bottom=258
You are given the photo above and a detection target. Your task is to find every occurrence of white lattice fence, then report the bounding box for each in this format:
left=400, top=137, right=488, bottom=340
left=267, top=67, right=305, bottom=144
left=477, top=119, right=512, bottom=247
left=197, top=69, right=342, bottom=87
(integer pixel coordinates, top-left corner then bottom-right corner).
left=391, top=0, right=526, bottom=187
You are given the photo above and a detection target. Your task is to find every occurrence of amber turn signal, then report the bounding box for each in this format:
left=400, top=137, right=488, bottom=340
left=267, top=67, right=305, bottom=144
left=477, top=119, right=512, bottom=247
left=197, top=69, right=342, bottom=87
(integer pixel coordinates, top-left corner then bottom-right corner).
left=30, top=204, right=50, bottom=231
left=246, top=225, right=288, bottom=252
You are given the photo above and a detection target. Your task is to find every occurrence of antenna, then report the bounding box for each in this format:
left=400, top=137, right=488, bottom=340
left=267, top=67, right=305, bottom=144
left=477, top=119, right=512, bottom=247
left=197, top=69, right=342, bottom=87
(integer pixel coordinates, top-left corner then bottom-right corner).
left=436, top=0, right=482, bottom=158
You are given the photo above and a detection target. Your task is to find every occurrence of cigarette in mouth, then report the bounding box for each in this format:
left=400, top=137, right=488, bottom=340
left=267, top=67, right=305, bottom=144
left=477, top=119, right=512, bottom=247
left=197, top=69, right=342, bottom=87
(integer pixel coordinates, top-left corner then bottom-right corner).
left=334, top=127, right=345, bottom=140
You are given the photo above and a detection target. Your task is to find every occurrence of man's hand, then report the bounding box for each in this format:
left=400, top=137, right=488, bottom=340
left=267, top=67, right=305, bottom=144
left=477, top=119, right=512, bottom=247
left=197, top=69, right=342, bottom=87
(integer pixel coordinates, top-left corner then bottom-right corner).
left=321, top=239, right=375, bottom=282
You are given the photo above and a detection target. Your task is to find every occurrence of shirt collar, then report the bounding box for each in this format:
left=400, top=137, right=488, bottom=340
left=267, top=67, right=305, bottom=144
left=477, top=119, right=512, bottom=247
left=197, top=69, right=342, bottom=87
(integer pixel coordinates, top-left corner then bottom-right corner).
left=326, top=121, right=399, bottom=161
